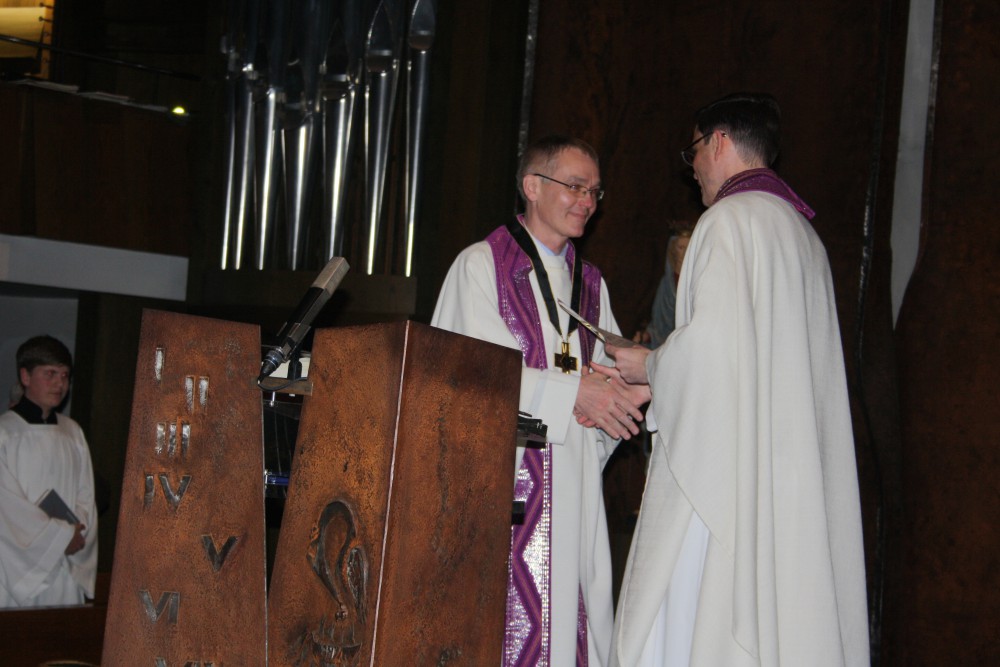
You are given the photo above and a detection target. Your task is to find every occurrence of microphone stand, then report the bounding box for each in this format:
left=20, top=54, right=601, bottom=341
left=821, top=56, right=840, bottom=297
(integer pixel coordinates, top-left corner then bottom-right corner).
left=257, top=256, right=350, bottom=387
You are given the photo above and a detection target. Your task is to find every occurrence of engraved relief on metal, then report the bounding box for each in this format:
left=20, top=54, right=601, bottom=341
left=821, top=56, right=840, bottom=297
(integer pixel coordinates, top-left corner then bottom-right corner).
left=161, top=473, right=191, bottom=509
left=154, top=346, right=165, bottom=382
left=201, top=534, right=239, bottom=573
left=183, top=375, right=210, bottom=413
left=290, top=499, right=369, bottom=667
left=155, top=422, right=166, bottom=455
left=140, top=589, right=180, bottom=625
left=143, top=473, right=192, bottom=510
left=198, top=376, right=210, bottom=409
left=168, top=421, right=178, bottom=457
left=143, top=474, right=156, bottom=507
left=154, top=419, right=191, bottom=458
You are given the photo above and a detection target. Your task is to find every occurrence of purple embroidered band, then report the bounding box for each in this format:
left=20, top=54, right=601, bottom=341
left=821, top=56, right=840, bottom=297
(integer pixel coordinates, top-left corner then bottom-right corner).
left=714, top=167, right=816, bottom=220
left=487, top=222, right=600, bottom=666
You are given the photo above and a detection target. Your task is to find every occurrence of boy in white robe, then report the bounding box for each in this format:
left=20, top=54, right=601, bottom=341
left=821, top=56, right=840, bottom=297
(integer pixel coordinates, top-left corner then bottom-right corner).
left=0, top=335, right=98, bottom=608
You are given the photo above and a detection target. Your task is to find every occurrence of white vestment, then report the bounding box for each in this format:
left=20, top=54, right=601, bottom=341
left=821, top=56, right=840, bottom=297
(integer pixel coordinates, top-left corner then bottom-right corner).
left=614, top=192, right=870, bottom=666
left=0, top=410, right=98, bottom=607
left=432, top=232, right=621, bottom=666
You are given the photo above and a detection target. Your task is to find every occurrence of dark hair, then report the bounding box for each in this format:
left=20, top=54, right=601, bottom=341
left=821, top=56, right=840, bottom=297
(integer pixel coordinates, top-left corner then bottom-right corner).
left=16, top=335, right=73, bottom=373
left=695, top=93, right=781, bottom=167
left=516, top=135, right=600, bottom=200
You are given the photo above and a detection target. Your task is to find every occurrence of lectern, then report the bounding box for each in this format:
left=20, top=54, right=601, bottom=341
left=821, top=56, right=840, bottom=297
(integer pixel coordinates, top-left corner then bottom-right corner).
left=102, top=311, right=521, bottom=666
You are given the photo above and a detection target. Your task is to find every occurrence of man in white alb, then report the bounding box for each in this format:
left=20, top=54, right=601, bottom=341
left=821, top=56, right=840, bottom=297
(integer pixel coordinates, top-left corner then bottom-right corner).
left=432, top=135, right=650, bottom=666
left=604, top=94, right=870, bottom=666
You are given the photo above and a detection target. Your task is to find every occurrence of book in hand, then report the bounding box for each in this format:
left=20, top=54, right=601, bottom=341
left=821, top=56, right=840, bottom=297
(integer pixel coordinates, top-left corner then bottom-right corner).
left=37, top=489, right=81, bottom=525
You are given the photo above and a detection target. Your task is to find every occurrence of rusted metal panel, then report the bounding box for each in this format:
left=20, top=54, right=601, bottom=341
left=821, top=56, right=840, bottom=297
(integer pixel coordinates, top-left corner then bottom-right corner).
left=267, top=321, right=521, bottom=666
left=102, top=309, right=267, bottom=666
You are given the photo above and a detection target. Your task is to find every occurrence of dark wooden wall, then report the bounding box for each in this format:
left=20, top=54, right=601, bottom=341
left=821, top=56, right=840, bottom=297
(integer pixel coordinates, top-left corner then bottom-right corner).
left=891, top=1, right=1000, bottom=664
left=528, top=1, right=903, bottom=342
left=0, top=85, right=197, bottom=254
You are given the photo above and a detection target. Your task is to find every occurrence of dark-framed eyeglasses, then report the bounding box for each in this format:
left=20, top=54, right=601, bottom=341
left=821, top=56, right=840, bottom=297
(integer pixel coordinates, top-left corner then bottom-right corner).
left=680, top=130, right=726, bottom=166
left=532, top=173, right=605, bottom=201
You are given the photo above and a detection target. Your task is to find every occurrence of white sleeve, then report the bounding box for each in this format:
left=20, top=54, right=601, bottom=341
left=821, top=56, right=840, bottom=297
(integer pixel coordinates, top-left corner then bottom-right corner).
left=0, top=422, right=77, bottom=605
left=521, top=369, right=578, bottom=445
left=431, top=243, right=581, bottom=446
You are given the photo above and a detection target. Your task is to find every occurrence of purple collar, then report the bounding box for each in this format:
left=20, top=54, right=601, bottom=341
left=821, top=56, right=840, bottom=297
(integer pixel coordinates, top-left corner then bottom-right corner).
left=713, top=167, right=816, bottom=220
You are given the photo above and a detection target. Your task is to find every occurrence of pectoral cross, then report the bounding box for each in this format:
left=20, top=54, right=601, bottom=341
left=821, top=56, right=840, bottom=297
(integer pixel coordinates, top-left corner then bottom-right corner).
left=555, top=340, right=577, bottom=374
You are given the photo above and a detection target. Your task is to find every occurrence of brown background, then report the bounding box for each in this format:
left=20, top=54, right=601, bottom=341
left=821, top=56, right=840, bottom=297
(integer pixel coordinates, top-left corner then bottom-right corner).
left=0, top=0, right=997, bottom=664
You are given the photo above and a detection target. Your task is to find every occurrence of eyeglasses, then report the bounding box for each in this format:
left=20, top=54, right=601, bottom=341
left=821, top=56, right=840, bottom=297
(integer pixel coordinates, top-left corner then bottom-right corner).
left=532, top=173, right=605, bottom=201
left=680, top=130, right=726, bottom=166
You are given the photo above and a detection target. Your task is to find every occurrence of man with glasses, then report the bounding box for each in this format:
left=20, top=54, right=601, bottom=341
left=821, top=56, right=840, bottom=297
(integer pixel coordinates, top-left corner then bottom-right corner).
left=432, top=135, right=649, bottom=666
left=604, top=94, right=869, bottom=666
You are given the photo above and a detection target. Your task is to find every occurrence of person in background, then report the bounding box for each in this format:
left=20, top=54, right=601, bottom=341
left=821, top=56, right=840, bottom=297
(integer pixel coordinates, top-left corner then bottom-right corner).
left=635, top=221, right=695, bottom=348
left=0, top=335, right=98, bottom=608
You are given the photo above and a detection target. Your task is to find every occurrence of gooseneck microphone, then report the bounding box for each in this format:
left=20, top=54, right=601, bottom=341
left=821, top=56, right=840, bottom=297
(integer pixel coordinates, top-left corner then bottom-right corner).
left=258, top=257, right=350, bottom=381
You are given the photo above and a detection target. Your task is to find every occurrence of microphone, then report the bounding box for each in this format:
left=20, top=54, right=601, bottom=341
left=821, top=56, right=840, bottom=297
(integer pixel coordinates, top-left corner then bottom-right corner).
left=258, top=257, right=350, bottom=381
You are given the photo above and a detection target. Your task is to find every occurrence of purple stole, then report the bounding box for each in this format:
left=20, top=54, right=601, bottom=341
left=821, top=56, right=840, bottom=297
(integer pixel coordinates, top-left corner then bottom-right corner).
left=486, top=223, right=602, bottom=666
left=713, top=167, right=816, bottom=220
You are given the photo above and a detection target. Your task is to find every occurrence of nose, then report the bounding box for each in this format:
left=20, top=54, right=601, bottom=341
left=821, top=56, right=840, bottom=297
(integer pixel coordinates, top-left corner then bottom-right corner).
left=578, top=190, right=599, bottom=208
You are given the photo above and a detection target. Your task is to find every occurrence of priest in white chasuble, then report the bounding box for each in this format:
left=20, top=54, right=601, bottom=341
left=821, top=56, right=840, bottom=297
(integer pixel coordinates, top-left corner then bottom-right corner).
left=606, top=94, right=870, bottom=667
left=433, top=136, right=650, bottom=666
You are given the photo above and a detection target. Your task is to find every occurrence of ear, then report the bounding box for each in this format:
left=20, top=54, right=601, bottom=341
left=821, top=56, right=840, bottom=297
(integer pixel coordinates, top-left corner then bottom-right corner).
left=522, top=173, right=541, bottom=203
left=711, top=130, right=728, bottom=160
left=18, top=367, right=30, bottom=388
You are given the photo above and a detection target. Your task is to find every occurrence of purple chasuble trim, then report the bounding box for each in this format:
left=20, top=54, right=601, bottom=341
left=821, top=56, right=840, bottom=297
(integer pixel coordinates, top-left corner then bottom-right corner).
left=713, top=167, right=816, bottom=220
left=486, top=222, right=600, bottom=666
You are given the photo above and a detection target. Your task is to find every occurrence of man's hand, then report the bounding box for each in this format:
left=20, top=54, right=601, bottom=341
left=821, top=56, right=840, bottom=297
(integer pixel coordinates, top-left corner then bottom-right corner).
left=605, top=343, right=652, bottom=384
left=573, top=408, right=597, bottom=428
left=589, top=362, right=652, bottom=407
left=573, top=366, right=646, bottom=440
left=65, top=523, right=86, bottom=555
